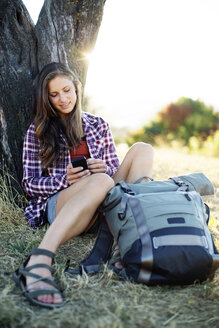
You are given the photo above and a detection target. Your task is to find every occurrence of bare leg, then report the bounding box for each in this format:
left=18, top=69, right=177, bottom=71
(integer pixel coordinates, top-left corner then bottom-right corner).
left=25, top=173, right=114, bottom=304
left=113, top=142, right=154, bottom=184
left=24, top=142, right=154, bottom=304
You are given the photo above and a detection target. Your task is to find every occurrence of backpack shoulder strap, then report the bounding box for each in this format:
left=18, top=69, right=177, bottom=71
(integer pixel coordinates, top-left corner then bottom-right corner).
left=65, top=217, right=114, bottom=275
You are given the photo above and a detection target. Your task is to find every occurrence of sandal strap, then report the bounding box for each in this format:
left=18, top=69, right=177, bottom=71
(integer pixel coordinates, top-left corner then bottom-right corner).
left=30, top=248, right=55, bottom=259
left=27, top=288, right=62, bottom=298
left=21, top=271, right=59, bottom=290
left=20, top=271, right=54, bottom=284
left=24, top=263, right=53, bottom=273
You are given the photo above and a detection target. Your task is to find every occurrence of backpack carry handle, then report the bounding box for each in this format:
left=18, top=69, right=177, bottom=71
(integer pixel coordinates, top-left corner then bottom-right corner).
left=134, top=176, right=154, bottom=184
left=172, top=173, right=214, bottom=196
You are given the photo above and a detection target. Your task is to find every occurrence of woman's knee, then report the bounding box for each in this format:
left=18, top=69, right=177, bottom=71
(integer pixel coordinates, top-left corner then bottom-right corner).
left=129, top=142, right=154, bottom=156
left=56, top=174, right=114, bottom=212
left=87, top=173, right=115, bottom=191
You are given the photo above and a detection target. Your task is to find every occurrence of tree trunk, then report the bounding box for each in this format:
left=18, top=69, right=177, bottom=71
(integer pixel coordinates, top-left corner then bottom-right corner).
left=0, top=0, right=106, bottom=186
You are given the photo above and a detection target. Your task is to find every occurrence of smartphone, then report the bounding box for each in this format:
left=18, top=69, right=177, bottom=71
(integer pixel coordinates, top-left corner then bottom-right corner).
left=71, top=156, right=88, bottom=171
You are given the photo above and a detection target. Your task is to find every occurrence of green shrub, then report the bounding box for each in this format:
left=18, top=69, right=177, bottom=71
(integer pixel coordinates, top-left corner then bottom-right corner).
left=126, top=97, right=219, bottom=155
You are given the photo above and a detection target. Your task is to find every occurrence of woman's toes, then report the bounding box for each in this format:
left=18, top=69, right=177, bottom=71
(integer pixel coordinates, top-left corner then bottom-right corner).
left=45, top=295, right=53, bottom=303
left=53, top=294, right=63, bottom=304
left=38, top=294, right=52, bottom=303
left=38, top=295, right=44, bottom=302
left=115, top=261, right=123, bottom=270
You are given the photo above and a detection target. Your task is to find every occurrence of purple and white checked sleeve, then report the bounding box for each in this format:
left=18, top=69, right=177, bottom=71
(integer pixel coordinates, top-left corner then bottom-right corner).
left=22, top=123, right=68, bottom=198
left=83, top=113, right=120, bottom=177
left=102, top=122, right=120, bottom=177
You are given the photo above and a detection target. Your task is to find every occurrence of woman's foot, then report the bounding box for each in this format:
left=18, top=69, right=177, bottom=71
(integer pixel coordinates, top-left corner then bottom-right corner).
left=25, top=254, right=63, bottom=305
left=13, top=248, right=64, bottom=308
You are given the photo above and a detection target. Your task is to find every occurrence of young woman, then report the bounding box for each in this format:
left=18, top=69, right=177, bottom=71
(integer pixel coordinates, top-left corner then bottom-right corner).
left=13, top=62, right=154, bottom=308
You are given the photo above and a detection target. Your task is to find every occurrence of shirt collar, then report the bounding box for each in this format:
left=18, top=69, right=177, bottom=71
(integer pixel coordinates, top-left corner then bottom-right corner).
left=82, top=111, right=99, bottom=130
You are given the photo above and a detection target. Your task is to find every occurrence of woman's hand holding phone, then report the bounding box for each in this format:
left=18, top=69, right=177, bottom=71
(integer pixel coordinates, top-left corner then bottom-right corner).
left=66, top=157, right=106, bottom=185
left=67, top=158, right=90, bottom=185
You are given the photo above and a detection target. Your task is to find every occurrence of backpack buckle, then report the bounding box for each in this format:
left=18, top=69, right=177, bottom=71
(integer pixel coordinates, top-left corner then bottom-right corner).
left=170, top=177, right=189, bottom=191
left=118, top=181, right=136, bottom=195
left=178, top=183, right=189, bottom=192
left=124, top=188, right=135, bottom=195
left=118, top=211, right=126, bottom=220
left=118, top=194, right=129, bottom=220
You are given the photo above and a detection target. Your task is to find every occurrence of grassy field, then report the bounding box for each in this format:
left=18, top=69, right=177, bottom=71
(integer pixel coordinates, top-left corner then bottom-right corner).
left=0, top=146, right=219, bottom=328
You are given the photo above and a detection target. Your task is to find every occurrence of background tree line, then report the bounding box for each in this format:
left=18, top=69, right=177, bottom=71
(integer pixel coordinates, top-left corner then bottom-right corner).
left=126, top=97, right=219, bottom=157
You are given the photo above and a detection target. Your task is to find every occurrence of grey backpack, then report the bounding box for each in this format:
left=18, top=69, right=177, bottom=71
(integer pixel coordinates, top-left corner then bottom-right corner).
left=66, top=173, right=219, bottom=285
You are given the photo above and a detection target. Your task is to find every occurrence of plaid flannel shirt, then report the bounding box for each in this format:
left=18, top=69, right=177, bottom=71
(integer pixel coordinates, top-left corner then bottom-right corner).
left=22, top=112, right=120, bottom=228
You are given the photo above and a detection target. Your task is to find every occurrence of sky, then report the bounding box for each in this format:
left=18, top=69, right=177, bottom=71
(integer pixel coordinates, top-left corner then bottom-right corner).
left=23, top=0, right=219, bottom=130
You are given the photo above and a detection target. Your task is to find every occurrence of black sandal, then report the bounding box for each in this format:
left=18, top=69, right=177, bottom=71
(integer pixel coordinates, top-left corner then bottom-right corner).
left=12, top=248, right=64, bottom=309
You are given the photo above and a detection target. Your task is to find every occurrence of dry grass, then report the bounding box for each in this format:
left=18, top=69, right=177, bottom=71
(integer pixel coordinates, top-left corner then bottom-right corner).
left=0, top=147, right=219, bottom=328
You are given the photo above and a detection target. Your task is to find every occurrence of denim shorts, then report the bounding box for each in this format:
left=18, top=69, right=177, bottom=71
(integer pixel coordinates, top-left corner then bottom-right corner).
left=46, top=192, right=60, bottom=224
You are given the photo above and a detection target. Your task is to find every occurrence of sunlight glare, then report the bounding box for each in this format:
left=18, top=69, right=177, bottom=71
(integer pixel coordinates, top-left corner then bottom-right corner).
left=83, top=52, right=94, bottom=64
left=85, top=0, right=219, bottom=130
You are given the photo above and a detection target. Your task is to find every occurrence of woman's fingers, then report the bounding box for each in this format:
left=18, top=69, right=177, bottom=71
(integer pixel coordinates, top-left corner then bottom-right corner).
left=89, top=168, right=105, bottom=173
left=67, top=171, right=90, bottom=185
left=66, top=158, right=107, bottom=184
left=87, top=158, right=106, bottom=173
left=67, top=164, right=90, bottom=185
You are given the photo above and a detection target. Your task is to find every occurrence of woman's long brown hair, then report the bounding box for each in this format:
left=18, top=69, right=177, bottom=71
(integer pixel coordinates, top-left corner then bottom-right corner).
left=33, top=62, right=83, bottom=168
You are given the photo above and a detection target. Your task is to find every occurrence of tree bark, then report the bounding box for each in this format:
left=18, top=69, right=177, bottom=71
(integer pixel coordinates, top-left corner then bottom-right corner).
left=0, top=0, right=38, bottom=182
left=0, top=0, right=106, bottom=185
